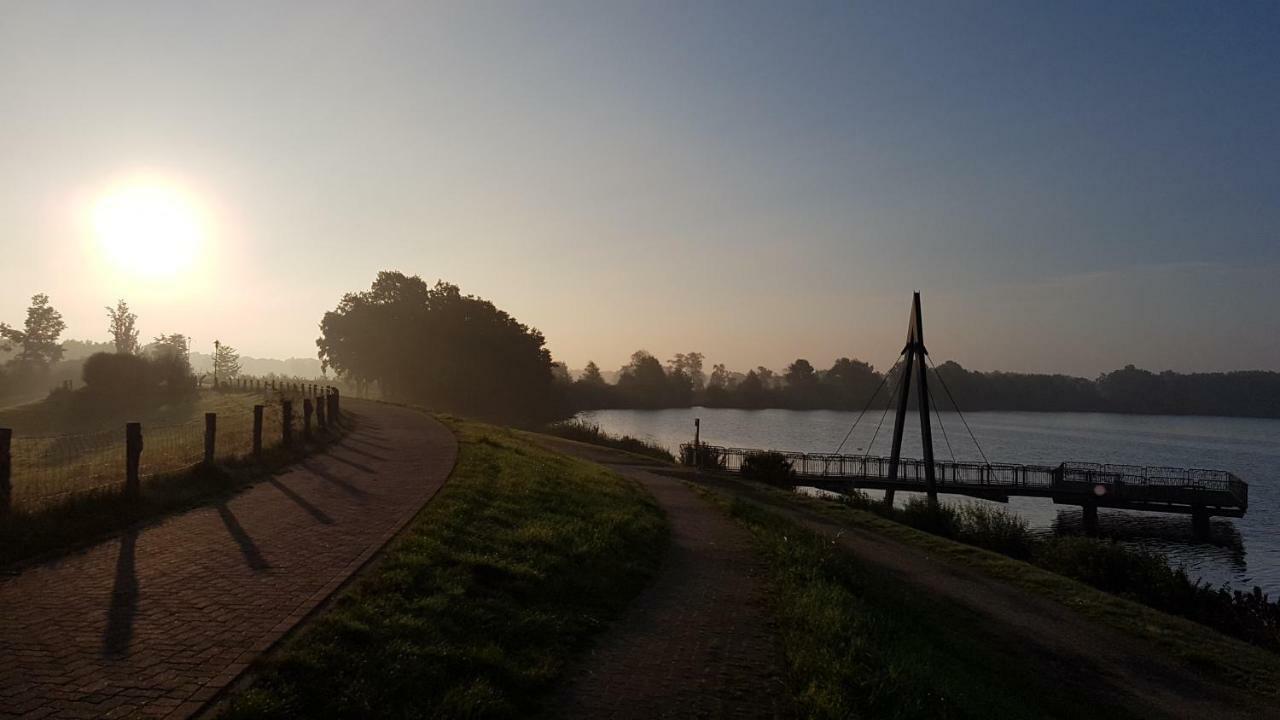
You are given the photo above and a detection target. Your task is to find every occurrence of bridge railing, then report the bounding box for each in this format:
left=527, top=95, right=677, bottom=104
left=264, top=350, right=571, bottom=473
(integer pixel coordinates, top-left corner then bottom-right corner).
left=682, top=444, right=1247, bottom=508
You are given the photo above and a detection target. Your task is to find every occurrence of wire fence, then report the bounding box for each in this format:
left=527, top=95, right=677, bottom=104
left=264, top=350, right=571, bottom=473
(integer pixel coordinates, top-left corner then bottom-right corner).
left=0, top=387, right=341, bottom=512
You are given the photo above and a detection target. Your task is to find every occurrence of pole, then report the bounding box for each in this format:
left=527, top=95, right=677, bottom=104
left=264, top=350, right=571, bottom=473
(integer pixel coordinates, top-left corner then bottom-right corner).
left=282, top=400, right=293, bottom=447
left=913, top=294, right=938, bottom=505
left=204, top=412, right=217, bottom=465
left=252, top=405, right=264, bottom=457
left=884, top=349, right=914, bottom=506
left=303, top=398, right=313, bottom=442
left=125, top=422, right=142, bottom=498
left=693, top=417, right=701, bottom=470
left=0, top=428, right=11, bottom=515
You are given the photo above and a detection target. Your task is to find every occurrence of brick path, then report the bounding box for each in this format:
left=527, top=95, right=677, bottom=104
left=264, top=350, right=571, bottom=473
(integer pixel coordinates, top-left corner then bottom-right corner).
left=535, top=438, right=790, bottom=720
left=0, top=400, right=456, bottom=719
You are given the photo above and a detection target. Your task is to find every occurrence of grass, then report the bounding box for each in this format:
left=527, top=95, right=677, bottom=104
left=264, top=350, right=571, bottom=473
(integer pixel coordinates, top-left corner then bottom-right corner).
left=716, top=494, right=1139, bottom=720
left=220, top=417, right=668, bottom=719
left=702, top=476, right=1280, bottom=696
left=0, top=387, right=264, bottom=435
left=542, top=418, right=674, bottom=463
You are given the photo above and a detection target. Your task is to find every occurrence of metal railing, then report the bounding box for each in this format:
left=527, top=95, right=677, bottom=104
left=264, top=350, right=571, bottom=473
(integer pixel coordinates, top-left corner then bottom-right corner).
left=681, top=443, right=1248, bottom=509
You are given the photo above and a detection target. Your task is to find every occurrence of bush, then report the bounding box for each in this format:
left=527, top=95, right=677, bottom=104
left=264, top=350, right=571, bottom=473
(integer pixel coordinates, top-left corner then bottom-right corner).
left=679, top=443, right=725, bottom=470
left=82, top=351, right=152, bottom=394
left=741, top=451, right=795, bottom=486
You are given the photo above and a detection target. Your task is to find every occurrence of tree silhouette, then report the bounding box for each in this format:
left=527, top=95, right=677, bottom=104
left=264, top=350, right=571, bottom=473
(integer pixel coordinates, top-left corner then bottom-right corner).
left=213, top=342, right=242, bottom=382
left=0, top=294, right=66, bottom=372
left=317, top=271, right=558, bottom=423
left=106, top=300, right=140, bottom=355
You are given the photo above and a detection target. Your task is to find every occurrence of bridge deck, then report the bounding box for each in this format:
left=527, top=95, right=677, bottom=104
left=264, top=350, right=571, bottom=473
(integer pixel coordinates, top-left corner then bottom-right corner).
left=682, top=445, right=1248, bottom=518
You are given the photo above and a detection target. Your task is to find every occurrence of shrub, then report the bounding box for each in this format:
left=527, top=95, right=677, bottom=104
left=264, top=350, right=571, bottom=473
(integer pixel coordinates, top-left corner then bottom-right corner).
left=679, top=443, right=725, bottom=470
left=741, top=451, right=796, bottom=486
left=82, top=352, right=152, bottom=395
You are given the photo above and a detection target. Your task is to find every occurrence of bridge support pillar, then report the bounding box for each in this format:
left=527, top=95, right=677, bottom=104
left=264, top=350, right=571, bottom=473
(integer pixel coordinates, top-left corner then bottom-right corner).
left=1192, top=507, right=1210, bottom=539
left=1081, top=504, right=1098, bottom=536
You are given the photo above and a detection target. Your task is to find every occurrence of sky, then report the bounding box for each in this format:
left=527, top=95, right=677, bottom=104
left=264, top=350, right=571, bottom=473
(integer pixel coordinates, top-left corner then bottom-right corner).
left=1, top=1, right=1278, bottom=378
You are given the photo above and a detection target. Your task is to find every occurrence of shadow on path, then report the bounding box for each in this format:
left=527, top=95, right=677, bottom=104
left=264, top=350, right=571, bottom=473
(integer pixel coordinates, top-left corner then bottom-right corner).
left=324, top=452, right=377, bottom=475
left=102, top=529, right=138, bottom=659
left=301, top=459, right=370, bottom=497
left=268, top=477, right=334, bottom=525
left=217, top=503, right=270, bottom=571
left=336, top=441, right=388, bottom=461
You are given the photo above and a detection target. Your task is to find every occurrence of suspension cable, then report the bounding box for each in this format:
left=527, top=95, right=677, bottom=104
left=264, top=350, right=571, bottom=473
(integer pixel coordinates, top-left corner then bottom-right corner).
left=928, top=381, right=957, bottom=462
left=926, top=355, right=991, bottom=466
left=833, top=352, right=901, bottom=455
left=863, top=364, right=903, bottom=458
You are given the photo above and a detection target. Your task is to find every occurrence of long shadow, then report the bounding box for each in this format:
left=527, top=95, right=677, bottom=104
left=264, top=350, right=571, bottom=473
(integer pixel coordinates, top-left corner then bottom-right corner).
left=335, top=441, right=387, bottom=462
left=347, top=437, right=394, bottom=452
left=102, top=529, right=139, bottom=658
left=217, top=503, right=271, bottom=571
left=268, top=477, right=334, bottom=525
left=301, top=459, right=370, bottom=497
left=323, top=452, right=377, bottom=475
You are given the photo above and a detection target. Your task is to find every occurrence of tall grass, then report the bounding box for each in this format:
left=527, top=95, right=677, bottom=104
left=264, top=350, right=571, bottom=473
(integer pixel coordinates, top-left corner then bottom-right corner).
left=833, top=492, right=1280, bottom=651
left=542, top=419, right=674, bottom=462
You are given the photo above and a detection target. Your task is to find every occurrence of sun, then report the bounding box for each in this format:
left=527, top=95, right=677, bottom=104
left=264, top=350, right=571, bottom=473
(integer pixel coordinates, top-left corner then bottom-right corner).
left=92, top=181, right=205, bottom=280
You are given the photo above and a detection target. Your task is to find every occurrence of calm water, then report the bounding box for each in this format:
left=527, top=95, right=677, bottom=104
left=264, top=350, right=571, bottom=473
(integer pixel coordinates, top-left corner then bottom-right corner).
left=577, top=407, right=1280, bottom=594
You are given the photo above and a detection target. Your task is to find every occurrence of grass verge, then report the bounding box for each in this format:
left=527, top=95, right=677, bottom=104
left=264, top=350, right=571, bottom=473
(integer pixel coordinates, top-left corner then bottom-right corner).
left=711, top=493, right=1139, bottom=720
left=0, top=419, right=350, bottom=568
left=220, top=417, right=668, bottom=719
left=692, top=473, right=1280, bottom=696
left=542, top=419, right=674, bottom=463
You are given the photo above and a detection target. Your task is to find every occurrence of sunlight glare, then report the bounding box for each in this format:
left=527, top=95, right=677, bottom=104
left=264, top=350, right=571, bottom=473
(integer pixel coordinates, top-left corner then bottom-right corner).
left=92, top=181, right=205, bottom=280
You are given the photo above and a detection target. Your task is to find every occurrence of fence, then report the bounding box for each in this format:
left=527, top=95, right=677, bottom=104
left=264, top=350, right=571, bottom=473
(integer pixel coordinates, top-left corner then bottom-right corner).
left=0, top=386, right=341, bottom=513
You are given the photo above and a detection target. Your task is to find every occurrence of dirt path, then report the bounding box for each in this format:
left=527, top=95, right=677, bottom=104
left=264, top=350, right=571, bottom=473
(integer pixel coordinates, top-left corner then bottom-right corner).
left=535, top=437, right=790, bottom=720
left=535, top=438, right=1271, bottom=720
left=0, top=400, right=456, bottom=719
left=693, top=470, right=1272, bottom=720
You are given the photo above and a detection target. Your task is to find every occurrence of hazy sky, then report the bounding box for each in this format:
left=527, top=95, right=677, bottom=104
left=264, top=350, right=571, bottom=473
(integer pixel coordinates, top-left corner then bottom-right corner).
left=2, top=1, right=1277, bottom=377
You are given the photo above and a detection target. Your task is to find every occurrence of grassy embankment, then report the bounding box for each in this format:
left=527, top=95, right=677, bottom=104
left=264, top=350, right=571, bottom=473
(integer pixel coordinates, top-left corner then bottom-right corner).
left=0, top=388, right=344, bottom=567
left=542, top=418, right=674, bottom=462
left=220, top=418, right=667, bottom=719
left=694, top=474, right=1280, bottom=699
left=709, top=494, right=1141, bottom=720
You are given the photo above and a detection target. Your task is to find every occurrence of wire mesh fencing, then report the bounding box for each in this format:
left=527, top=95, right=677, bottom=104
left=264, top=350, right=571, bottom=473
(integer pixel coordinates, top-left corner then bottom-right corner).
left=0, top=388, right=340, bottom=512
left=9, top=428, right=126, bottom=506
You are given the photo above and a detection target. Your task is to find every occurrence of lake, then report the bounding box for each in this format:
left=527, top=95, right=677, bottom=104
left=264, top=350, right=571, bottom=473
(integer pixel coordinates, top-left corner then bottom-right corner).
left=576, top=407, right=1280, bottom=594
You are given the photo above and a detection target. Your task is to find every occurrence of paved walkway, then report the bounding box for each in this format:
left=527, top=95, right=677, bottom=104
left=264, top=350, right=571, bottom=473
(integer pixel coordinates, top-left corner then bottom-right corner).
left=0, top=400, right=456, bottom=719
left=535, top=438, right=790, bottom=720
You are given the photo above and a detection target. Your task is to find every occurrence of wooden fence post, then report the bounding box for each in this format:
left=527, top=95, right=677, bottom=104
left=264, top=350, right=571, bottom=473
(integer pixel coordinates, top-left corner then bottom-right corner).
left=252, top=405, right=264, bottom=457
left=330, top=388, right=340, bottom=422
left=303, top=398, right=313, bottom=442
left=0, top=428, right=11, bottom=515
left=204, top=412, right=217, bottom=465
left=316, top=394, right=327, bottom=430
left=125, top=422, right=142, bottom=498
left=282, top=400, right=293, bottom=447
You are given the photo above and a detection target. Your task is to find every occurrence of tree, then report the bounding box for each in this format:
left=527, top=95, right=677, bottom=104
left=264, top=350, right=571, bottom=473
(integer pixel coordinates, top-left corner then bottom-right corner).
left=668, top=352, right=706, bottom=392
left=213, top=341, right=242, bottom=383
left=106, top=299, right=140, bottom=354
left=150, top=333, right=191, bottom=364
left=579, top=361, right=605, bottom=384
left=317, top=271, right=559, bottom=422
left=0, top=294, right=66, bottom=372
left=149, top=334, right=194, bottom=395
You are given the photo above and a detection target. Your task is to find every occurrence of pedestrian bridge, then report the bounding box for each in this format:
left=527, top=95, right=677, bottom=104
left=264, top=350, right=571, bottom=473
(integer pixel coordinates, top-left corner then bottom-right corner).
left=682, top=444, right=1248, bottom=531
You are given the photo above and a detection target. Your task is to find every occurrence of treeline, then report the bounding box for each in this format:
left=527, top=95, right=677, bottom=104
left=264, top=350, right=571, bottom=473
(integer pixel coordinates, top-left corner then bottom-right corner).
left=566, top=352, right=1280, bottom=418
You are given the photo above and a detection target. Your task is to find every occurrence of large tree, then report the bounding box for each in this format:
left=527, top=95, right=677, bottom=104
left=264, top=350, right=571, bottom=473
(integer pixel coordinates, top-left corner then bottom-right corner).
left=317, top=271, right=559, bottom=422
left=1, top=294, right=66, bottom=372
left=106, top=299, right=140, bottom=354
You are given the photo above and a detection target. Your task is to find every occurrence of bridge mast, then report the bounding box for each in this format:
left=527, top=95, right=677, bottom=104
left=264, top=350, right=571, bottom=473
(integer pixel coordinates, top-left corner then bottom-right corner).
left=885, top=292, right=938, bottom=506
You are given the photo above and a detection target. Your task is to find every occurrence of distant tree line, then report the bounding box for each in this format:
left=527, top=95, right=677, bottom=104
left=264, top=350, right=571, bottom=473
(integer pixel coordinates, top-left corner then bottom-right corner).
left=566, top=353, right=1280, bottom=419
